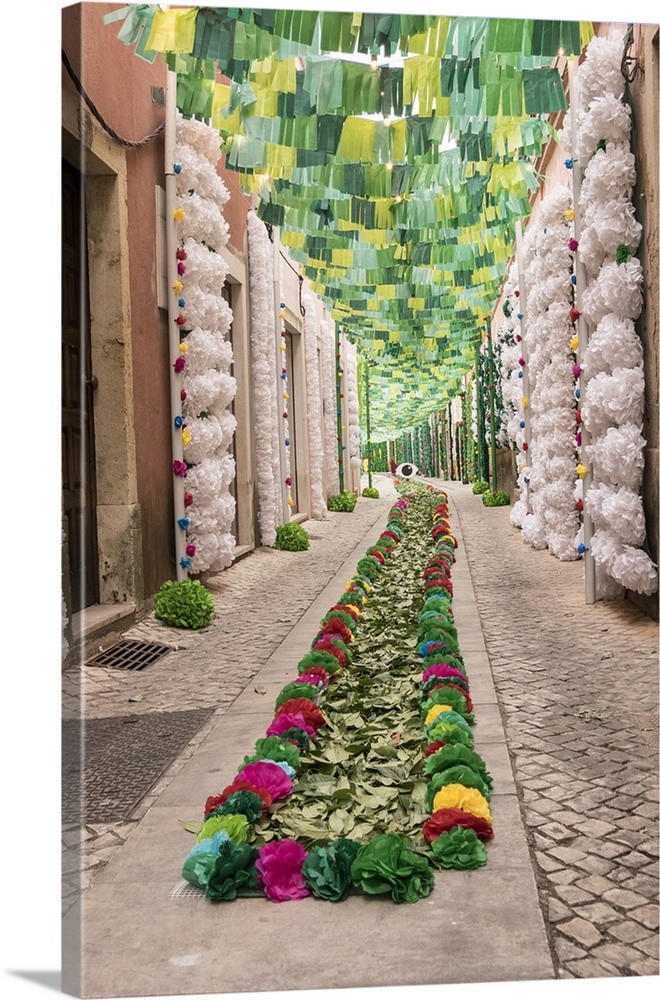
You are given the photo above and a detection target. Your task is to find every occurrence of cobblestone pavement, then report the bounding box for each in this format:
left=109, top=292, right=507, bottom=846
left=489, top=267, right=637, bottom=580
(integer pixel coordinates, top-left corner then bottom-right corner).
left=62, top=476, right=400, bottom=915
left=443, top=481, right=659, bottom=981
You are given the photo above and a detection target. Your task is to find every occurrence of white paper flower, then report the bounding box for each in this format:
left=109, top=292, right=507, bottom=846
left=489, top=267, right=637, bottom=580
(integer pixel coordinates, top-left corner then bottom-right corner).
left=584, top=484, right=646, bottom=546
left=582, top=367, right=644, bottom=434
left=581, top=315, right=643, bottom=379
left=585, top=424, right=646, bottom=490
left=577, top=92, right=631, bottom=160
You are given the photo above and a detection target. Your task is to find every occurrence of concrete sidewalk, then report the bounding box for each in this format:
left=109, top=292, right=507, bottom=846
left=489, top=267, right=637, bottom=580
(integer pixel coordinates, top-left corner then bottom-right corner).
left=63, top=478, right=556, bottom=998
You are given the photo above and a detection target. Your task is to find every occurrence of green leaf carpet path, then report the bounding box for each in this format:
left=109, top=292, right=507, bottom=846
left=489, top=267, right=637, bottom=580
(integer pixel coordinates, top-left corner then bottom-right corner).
left=255, top=489, right=437, bottom=848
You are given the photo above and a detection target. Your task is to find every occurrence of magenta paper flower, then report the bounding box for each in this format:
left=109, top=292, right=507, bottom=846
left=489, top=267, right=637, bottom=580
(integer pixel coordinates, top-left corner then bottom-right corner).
left=237, top=761, right=293, bottom=801
left=422, top=664, right=469, bottom=685
left=255, top=839, right=310, bottom=902
left=266, top=713, right=316, bottom=739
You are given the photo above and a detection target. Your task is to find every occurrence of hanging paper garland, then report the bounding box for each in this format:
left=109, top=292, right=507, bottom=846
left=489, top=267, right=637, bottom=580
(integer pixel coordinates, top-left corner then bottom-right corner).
left=279, top=299, right=295, bottom=512
left=247, top=212, right=281, bottom=546
left=515, top=186, right=580, bottom=561
left=173, top=112, right=237, bottom=574
left=302, top=293, right=328, bottom=518
left=559, top=32, right=657, bottom=596
left=321, top=316, right=340, bottom=497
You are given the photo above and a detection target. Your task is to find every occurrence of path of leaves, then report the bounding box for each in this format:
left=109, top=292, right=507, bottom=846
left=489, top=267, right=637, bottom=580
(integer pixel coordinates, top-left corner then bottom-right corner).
left=250, top=490, right=437, bottom=850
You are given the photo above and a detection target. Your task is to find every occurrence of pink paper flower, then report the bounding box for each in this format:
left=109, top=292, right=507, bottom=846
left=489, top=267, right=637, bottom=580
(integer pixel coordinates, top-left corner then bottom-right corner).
left=422, top=663, right=469, bottom=686
left=236, top=761, right=293, bottom=801
left=255, top=839, right=310, bottom=902
left=266, top=713, right=316, bottom=739
left=172, top=460, right=187, bottom=478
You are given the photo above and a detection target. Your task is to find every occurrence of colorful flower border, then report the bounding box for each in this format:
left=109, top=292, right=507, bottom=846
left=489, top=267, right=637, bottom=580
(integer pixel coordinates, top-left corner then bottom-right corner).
left=180, top=486, right=494, bottom=902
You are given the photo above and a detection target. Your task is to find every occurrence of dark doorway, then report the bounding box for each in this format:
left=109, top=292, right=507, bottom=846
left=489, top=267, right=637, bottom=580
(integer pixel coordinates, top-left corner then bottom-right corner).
left=62, top=159, right=99, bottom=612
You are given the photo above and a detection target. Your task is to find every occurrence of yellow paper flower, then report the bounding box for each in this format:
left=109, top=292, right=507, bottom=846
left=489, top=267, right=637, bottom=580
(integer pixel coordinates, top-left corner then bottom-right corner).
left=343, top=603, right=361, bottom=617
left=432, top=784, right=493, bottom=824
left=424, top=704, right=454, bottom=727
left=181, top=427, right=192, bottom=448
left=280, top=343, right=286, bottom=350
left=570, top=334, right=579, bottom=352
left=173, top=207, right=186, bottom=223
left=283, top=391, right=289, bottom=400
left=521, top=396, right=529, bottom=408
left=179, top=342, right=188, bottom=355
left=576, top=463, right=589, bottom=479
left=287, top=497, right=295, bottom=507
left=565, top=208, right=575, bottom=221
left=172, top=280, right=183, bottom=294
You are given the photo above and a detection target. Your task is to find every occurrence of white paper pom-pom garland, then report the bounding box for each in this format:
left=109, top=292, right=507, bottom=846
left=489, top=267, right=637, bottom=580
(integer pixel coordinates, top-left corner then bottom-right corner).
left=247, top=211, right=281, bottom=547
left=302, top=293, right=328, bottom=519
left=321, top=318, right=340, bottom=496
left=566, top=32, right=657, bottom=595
left=514, top=185, right=580, bottom=559
left=173, top=112, right=236, bottom=574
left=344, top=347, right=361, bottom=474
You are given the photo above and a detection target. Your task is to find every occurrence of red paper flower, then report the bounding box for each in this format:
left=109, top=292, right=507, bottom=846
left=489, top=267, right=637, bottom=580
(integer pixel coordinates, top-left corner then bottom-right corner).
left=275, top=698, right=326, bottom=730
left=184, top=491, right=193, bottom=507
left=423, top=808, right=494, bottom=842
left=569, top=308, right=581, bottom=322
left=205, top=780, right=273, bottom=816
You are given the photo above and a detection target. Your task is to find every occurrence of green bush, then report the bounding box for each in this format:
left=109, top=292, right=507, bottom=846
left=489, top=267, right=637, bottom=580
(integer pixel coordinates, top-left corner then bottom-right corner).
left=362, top=486, right=380, bottom=499
left=273, top=522, right=310, bottom=551
left=471, top=480, right=489, bottom=495
left=482, top=489, right=510, bottom=507
left=154, top=579, right=215, bottom=629
left=327, top=491, right=358, bottom=512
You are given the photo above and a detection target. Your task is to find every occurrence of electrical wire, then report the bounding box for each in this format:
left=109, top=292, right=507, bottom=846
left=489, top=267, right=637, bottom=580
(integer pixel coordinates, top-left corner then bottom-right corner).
left=62, top=48, right=165, bottom=148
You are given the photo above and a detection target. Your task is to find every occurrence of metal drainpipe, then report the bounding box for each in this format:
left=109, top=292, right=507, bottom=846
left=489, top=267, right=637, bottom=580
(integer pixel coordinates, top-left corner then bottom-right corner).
left=165, top=70, right=187, bottom=581
left=569, top=59, right=596, bottom=605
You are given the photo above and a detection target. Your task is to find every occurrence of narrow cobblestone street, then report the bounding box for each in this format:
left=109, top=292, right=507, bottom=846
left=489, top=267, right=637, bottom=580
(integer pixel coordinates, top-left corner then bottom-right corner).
left=61, top=474, right=658, bottom=990
left=444, top=481, right=659, bottom=980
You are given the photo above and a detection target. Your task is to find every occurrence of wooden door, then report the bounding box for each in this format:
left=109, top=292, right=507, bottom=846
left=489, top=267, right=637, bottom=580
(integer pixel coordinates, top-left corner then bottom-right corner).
left=62, top=159, right=98, bottom=612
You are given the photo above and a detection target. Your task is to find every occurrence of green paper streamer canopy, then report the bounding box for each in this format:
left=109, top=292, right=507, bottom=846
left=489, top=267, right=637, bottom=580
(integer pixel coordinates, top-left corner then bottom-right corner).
left=109, top=6, right=594, bottom=438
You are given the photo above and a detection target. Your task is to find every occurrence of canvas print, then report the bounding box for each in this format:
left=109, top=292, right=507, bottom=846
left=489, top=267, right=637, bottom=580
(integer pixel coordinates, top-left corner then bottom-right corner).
left=60, top=2, right=658, bottom=998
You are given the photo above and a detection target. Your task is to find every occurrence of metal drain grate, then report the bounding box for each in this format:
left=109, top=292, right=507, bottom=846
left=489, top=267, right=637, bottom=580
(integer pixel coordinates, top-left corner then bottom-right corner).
left=86, top=638, right=173, bottom=670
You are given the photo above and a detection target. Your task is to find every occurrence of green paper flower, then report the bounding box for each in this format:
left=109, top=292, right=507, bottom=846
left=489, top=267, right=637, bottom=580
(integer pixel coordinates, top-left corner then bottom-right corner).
left=350, top=833, right=435, bottom=904
left=302, top=838, right=361, bottom=901
left=430, top=827, right=488, bottom=869
left=209, top=790, right=265, bottom=824
left=275, top=682, right=319, bottom=708
left=196, top=813, right=249, bottom=844
left=205, top=841, right=261, bottom=901
left=182, top=850, right=217, bottom=889
left=423, top=744, right=493, bottom=788
left=246, top=736, right=301, bottom=771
